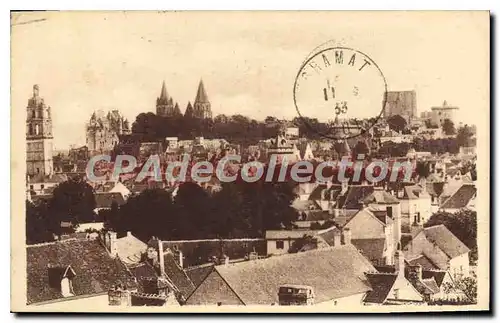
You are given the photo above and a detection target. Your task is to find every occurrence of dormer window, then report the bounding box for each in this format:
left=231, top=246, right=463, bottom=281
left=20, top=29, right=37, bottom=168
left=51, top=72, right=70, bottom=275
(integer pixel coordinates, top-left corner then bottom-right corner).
left=48, top=265, right=76, bottom=298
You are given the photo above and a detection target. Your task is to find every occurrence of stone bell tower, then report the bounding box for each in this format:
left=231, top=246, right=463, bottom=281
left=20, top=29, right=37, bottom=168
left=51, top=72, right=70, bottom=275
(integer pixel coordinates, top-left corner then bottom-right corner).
left=26, top=84, right=53, bottom=177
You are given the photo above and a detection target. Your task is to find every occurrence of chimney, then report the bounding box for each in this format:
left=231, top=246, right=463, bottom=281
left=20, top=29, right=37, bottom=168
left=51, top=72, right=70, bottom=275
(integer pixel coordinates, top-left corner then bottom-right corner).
left=334, top=207, right=340, bottom=218
left=394, top=246, right=405, bottom=278
left=414, top=264, right=423, bottom=281
left=107, top=231, right=118, bottom=257
left=342, top=228, right=351, bottom=245
left=127, top=231, right=132, bottom=237
left=178, top=250, right=184, bottom=268
left=224, top=255, right=229, bottom=266
left=158, top=240, right=165, bottom=276
left=333, top=229, right=341, bottom=247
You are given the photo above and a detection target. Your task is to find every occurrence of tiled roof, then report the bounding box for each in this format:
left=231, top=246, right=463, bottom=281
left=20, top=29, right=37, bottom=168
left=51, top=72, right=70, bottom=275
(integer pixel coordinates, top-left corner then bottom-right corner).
left=422, top=278, right=440, bottom=294
left=440, top=184, right=476, bottom=209
left=424, top=225, right=470, bottom=258
left=265, top=230, right=319, bottom=240
left=211, top=245, right=375, bottom=305
left=339, top=185, right=375, bottom=209
left=363, top=273, right=397, bottom=304
left=115, top=233, right=147, bottom=264
left=30, top=194, right=52, bottom=204
left=185, top=263, right=215, bottom=287
left=351, top=238, right=387, bottom=262
left=94, top=192, right=126, bottom=208
left=26, top=239, right=136, bottom=305
left=408, top=255, right=439, bottom=271
left=316, top=226, right=342, bottom=247
left=163, top=251, right=196, bottom=299
left=128, top=262, right=159, bottom=293
left=362, top=190, right=400, bottom=205
left=401, top=184, right=430, bottom=200
left=422, top=270, right=447, bottom=287
left=292, top=199, right=321, bottom=213
left=28, top=173, right=68, bottom=184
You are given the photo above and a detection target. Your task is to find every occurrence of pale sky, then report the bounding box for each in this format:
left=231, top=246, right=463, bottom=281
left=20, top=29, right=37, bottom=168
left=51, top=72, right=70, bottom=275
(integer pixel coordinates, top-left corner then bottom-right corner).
left=11, top=11, right=489, bottom=149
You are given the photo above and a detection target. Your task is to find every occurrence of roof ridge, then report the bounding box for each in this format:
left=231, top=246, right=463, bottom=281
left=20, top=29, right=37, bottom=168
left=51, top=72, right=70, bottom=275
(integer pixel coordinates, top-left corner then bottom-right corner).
left=26, top=238, right=80, bottom=248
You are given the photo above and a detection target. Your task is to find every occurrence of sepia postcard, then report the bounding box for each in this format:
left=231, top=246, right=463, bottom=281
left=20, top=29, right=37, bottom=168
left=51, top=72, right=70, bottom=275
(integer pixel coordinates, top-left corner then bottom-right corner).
left=11, top=11, right=490, bottom=313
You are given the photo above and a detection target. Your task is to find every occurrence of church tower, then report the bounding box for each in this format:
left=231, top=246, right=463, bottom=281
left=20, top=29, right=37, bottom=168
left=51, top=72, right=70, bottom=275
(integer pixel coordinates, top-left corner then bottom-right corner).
left=156, top=81, right=175, bottom=117
left=26, top=84, right=54, bottom=177
left=193, top=79, right=212, bottom=119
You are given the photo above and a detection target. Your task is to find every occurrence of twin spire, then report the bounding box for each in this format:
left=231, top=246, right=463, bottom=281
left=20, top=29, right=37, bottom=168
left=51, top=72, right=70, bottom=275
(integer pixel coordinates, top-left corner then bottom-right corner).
left=157, top=79, right=211, bottom=118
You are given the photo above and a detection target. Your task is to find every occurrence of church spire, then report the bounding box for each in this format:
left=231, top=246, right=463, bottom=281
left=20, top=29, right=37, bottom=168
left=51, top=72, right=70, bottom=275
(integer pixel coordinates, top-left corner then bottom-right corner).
left=159, top=81, right=169, bottom=101
left=195, top=79, right=209, bottom=103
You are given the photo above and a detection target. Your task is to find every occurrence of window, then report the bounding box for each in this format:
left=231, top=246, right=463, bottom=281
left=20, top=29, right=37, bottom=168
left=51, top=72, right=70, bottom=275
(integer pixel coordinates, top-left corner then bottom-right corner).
left=40, top=184, right=44, bottom=190
left=276, top=240, right=284, bottom=249
left=29, top=185, right=34, bottom=190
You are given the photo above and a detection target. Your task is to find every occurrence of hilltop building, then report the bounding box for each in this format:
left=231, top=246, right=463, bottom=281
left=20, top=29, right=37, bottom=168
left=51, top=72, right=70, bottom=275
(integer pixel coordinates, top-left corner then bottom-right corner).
left=86, top=110, right=130, bottom=154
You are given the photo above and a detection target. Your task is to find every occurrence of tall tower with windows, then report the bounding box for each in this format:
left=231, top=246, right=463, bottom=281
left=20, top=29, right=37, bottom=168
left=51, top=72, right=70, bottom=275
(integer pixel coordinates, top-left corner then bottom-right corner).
left=26, top=84, right=53, bottom=177
left=193, top=79, right=212, bottom=119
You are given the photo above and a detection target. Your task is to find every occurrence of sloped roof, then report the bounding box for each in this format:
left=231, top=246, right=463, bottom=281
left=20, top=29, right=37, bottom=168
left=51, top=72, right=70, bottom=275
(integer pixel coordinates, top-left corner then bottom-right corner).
left=163, top=251, right=196, bottom=299
left=362, top=190, right=400, bottom=205
left=339, top=185, right=375, bottom=209
left=351, top=238, right=387, bottom=262
left=424, top=225, right=470, bottom=258
left=363, top=273, right=397, bottom=304
left=27, top=239, right=136, bottom=304
left=422, top=278, right=440, bottom=294
left=440, top=184, right=476, bottom=209
left=408, top=255, right=439, bottom=271
left=185, top=263, right=215, bottom=287
left=212, top=245, right=375, bottom=305
left=115, top=233, right=147, bottom=264
left=316, top=226, right=342, bottom=246
left=265, top=230, right=319, bottom=240
left=422, top=270, right=447, bottom=287
left=94, top=192, right=126, bottom=208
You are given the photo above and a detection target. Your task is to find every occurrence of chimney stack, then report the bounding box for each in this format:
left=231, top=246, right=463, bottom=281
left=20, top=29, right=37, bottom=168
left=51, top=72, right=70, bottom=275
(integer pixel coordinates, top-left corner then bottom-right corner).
left=107, top=231, right=118, bottom=257
left=178, top=250, right=184, bottom=268
left=414, top=264, right=423, bottom=281
left=158, top=240, right=165, bottom=276
left=394, top=246, right=405, bottom=278
left=342, top=228, right=351, bottom=245
left=333, top=229, right=342, bottom=247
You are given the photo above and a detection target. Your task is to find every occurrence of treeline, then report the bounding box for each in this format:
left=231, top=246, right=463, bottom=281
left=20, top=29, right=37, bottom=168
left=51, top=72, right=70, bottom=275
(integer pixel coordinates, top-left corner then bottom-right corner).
left=26, top=179, right=299, bottom=244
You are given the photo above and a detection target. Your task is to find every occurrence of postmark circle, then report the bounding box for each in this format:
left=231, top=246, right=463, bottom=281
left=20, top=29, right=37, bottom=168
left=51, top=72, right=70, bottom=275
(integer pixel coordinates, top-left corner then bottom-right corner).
left=293, top=46, right=387, bottom=140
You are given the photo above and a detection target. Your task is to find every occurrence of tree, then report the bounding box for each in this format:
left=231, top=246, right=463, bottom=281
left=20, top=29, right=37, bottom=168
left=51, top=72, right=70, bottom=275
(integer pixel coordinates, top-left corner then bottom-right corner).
left=387, top=115, right=407, bottom=133
left=49, top=178, right=96, bottom=230
left=26, top=200, right=55, bottom=244
left=425, top=210, right=477, bottom=262
left=443, top=276, right=477, bottom=304
left=119, top=188, right=175, bottom=241
left=442, top=118, right=456, bottom=136
left=457, top=125, right=475, bottom=147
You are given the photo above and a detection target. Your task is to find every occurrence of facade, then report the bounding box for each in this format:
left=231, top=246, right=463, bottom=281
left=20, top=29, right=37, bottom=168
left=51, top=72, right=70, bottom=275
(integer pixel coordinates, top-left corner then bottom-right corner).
left=429, top=100, right=459, bottom=127
left=86, top=110, right=130, bottom=154
left=384, top=90, right=417, bottom=123
left=26, top=84, right=54, bottom=177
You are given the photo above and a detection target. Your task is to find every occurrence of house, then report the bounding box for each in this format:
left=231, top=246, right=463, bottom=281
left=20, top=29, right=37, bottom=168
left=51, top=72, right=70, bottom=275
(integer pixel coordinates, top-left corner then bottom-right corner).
left=94, top=192, right=126, bottom=213
left=397, top=182, right=432, bottom=231
left=343, top=207, right=396, bottom=265
left=27, top=173, right=67, bottom=196
left=402, top=224, right=470, bottom=279
left=26, top=238, right=137, bottom=306
left=439, top=183, right=477, bottom=213
left=363, top=250, right=425, bottom=305
left=185, top=245, right=376, bottom=306
left=265, top=230, right=319, bottom=255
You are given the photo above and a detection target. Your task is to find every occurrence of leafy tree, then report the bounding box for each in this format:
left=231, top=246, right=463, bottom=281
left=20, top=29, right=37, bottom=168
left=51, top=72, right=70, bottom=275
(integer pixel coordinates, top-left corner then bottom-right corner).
left=442, top=118, right=456, bottom=136
left=425, top=210, right=477, bottom=262
left=49, top=178, right=96, bottom=229
left=387, top=115, right=407, bottom=133
left=26, top=200, right=55, bottom=244
left=457, top=125, right=475, bottom=147
left=443, top=276, right=477, bottom=304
